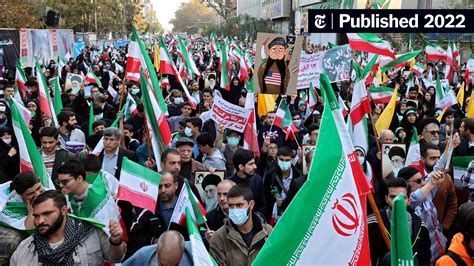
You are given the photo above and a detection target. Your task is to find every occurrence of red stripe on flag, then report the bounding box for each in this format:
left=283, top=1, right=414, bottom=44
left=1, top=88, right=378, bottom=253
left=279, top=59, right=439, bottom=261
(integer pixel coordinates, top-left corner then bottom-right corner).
left=348, top=39, right=395, bottom=59
left=349, top=98, right=371, bottom=125
left=118, top=186, right=157, bottom=214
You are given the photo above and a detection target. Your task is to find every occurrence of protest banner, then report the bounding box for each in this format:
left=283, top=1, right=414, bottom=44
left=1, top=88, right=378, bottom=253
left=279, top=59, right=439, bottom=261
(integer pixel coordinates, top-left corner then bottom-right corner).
left=254, top=33, right=303, bottom=95
left=210, top=95, right=251, bottom=133
left=296, top=44, right=352, bottom=90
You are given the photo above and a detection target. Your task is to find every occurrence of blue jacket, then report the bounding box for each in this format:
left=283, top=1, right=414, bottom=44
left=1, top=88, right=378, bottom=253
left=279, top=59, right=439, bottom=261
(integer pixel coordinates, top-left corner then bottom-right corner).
left=228, top=173, right=266, bottom=215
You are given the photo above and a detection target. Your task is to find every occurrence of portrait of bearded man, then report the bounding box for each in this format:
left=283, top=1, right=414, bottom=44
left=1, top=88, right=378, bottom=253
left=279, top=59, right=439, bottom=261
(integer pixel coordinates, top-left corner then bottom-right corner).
left=258, top=37, right=291, bottom=95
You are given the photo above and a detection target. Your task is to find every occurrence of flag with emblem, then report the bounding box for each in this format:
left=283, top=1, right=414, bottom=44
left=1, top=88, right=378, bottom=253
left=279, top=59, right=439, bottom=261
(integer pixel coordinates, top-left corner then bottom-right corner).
left=435, top=75, right=457, bottom=110
left=425, top=42, right=448, bottom=62
left=411, top=63, right=426, bottom=76
left=170, top=179, right=206, bottom=227
left=253, top=72, right=371, bottom=265
left=368, top=86, right=400, bottom=104
left=185, top=207, right=217, bottom=266
left=0, top=181, right=29, bottom=230
left=118, top=157, right=161, bottom=214
left=391, top=194, right=414, bottom=266
left=347, top=33, right=395, bottom=60
left=405, top=127, right=424, bottom=175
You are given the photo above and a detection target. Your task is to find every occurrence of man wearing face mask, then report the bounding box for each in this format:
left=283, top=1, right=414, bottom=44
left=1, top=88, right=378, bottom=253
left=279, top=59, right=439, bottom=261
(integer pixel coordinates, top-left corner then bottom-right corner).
left=215, top=124, right=241, bottom=176
left=209, top=185, right=272, bottom=265
left=184, top=117, right=203, bottom=161
left=167, top=89, right=185, bottom=117
left=263, top=146, right=305, bottom=223
left=0, top=126, right=19, bottom=182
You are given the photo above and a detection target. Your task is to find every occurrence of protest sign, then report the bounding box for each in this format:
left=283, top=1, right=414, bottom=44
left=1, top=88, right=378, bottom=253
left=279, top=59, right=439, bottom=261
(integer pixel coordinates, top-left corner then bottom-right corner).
left=210, top=96, right=251, bottom=133
left=297, top=44, right=352, bottom=90
left=254, top=33, right=302, bottom=95
left=382, top=144, right=406, bottom=178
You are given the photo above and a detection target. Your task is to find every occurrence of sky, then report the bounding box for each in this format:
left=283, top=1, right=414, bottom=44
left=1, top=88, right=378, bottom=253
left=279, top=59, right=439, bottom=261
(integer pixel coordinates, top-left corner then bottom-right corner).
left=151, top=0, right=188, bottom=32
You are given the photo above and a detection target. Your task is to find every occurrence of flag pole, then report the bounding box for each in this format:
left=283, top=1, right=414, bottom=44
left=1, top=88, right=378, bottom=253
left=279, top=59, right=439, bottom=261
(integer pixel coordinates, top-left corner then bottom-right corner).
left=117, top=78, right=127, bottom=114
left=367, top=107, right=391, bottom=250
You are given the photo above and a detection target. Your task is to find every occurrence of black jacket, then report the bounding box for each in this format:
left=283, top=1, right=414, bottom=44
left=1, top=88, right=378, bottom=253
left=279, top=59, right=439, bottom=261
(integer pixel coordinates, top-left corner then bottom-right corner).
left=263, top=166, right=305, bottom=221
left=99, top=147, right=138, bottom=180
left=228, top=173, right=266, bottom=216
left=368, top=207, right=431, bottom=266
left=206, top=206, right=227, bottom=231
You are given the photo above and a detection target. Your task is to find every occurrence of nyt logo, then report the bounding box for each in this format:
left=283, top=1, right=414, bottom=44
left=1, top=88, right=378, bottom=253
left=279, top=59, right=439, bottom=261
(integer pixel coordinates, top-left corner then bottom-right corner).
left=314, top=14, right=326, bottom=29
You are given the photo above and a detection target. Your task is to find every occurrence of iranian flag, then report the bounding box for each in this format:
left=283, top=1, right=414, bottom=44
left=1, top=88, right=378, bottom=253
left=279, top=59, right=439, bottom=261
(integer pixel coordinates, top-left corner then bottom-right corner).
left=233, top=47, right=249, bottom=82
left=85, top=68, right=103, bottom=88
left=253, top=72, right=371, bottom=265
left=185, top=207, right=217, bottom=266
left=348, top=115, right=369, bottom=161
left=68, top=173, right=120, bottom=236
left=36, top=60, right=58, bottom=127
left=118, top=157, right=161, bottom=214
left=92, top=104, right=127, bottom=155
left=159, top=36, right=176, bottom=75
left=339, top=94, right=349, bottom=118
left=435, top=75, right=457, bottom=110
left=391, top=194, right=414, bottom=265
left=170, top=179, right=206, bottom=227
left=379, top=50, right=422, bottom=72
left=115, top=61, right=124, bottom=73
left=347, top=33, right=395, bottom=60
left=125, top=38, right=141, bottom=81
left=304, top=83, right=318, bottom=121
left=15, top=60, right=28, bottom=99
left=0, top=181, right=29, bottom=230
left=350, top=54, right=376, bottom=126
left=411, top=63, right=426, bottom=75
left=425, top=42, right=448, bottom=62
left=273, top=100, right=298, bottom=140
left=446, top=41, right=454, bottom=66
left=178, top=36, right=200, bottom=79
left=219, top=41, right=230, bottom=91
left=405, top=128, right=424, bottom=175
left=9, top=98, right=54, bottom=190
left=453, top=42, right=460, bottom=70
left=210, top=33, right=219, bottom=52
left=243, top=79, right=260, bottom=158
left=368, top=86, right=400, bottom=104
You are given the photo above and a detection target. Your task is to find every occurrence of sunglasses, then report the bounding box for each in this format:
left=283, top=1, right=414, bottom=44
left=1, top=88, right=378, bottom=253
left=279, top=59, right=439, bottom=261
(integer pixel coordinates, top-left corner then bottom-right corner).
left=425, top=130, right=440, bottom=136
left=55, top=177, right=75, bottom=186
left=408, top=178, right=423, bottom=184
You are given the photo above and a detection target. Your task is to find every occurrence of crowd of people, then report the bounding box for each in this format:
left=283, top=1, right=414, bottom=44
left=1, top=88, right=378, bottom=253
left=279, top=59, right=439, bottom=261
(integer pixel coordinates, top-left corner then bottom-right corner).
left=0, top=33, right=473, bottom=265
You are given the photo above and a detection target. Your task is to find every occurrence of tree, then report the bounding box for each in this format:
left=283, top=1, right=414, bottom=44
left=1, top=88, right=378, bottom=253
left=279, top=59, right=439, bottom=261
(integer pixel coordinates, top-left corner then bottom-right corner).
left=170, top=0, right=217, bottom=34
left=0, top=1, right=44, bottom=28
left=200, top=0, right=233, bottom=20
left=133, top=0, right=148, bottom=33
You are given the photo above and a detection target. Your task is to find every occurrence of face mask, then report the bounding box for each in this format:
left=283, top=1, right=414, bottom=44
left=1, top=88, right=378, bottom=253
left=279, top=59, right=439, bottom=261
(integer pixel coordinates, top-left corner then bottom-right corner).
left=358, top=156, right=365, bottom=165
left=131, top=88, right=139, bottom=95
left=174, top=97, right=184, bottom=105
left=278, top=160, right=292, bottom=171
left=2, top=138, right=11, bottom=145
left=0, top=106, right=5, bottom=112
left=94, top=113, right=103, bottom=120
left=227, top=137, right=239, bottom=147
left=228, top=207, right=250, bottom=225
left=184, top=127, right=193, bottom=137
left=292, top=120, right=301, bottom=128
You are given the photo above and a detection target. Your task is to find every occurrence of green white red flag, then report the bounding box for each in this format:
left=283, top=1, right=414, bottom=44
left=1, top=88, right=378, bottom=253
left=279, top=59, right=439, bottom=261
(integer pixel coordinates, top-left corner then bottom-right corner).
left=304, top=83, right=318, bottom=121
left=68, top=172, right=120, bottom=236
left=0, top=181, right=30, bottom=231
left=425, top=42, right=448, bottom=62
left=273, top=100, right=298, bottom=140
left=243, top=79, right=259, bottom=158
left=378, top=50, right=421, bottom=72
left=159, top=36, right=177, bottom=75
left=405, top=127, right=424, bottom=175
left=35, top=60, right=58, bottom=127
left=177, top=35, right=201, bottom=79
left=52, top=77, right=63, bottom=114
left=170, top=179, right=206, bottom=227
left=15, top=60, right=28, bottom=100
left=185, top=207, right=217, bottom=266
left=9, top=97, right=54, bottom=190
left=253, top=72, right=371, bottom=265
left=435, top=75, right=457, bottom=110
left=347, top=33, right=395, bottom=60
left=368, top=86, right=401, bottom=104
left=118, top=157, right=161, bottom=214
left=85, top=68, right=103, bottom=88
left=411, top=63, right=426, bottom=75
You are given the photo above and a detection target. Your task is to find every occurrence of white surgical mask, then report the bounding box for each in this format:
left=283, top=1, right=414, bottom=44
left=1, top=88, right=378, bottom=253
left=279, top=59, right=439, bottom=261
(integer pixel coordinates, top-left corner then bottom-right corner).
left=94, top=113, right=103, bottom=120
left=0, top=106, right=5, bottom=112
left=184, top=127, right=193, bottom=137
left=292, top=120, right=301, bottom=128
left=2, top=138, right=11, bottom=145
left=358, top=156, right=365, bottom=165
left=174, top=97, right=184, bottom=105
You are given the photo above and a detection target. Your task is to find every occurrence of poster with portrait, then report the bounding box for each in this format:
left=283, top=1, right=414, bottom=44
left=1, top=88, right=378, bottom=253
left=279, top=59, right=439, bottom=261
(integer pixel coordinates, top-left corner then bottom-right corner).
left=65, top=73, right=84, bottom=93
left=302, top=145, right=316, bottom=175
left=382, top=144, right=406, bottom=179
left=194, top=171, right=225, bottom=203
left=254, top=33, right=302, bottom=95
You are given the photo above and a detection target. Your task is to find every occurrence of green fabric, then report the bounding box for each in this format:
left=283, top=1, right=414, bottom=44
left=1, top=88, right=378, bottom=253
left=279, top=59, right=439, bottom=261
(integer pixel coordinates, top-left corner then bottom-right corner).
left=391, top=194, right=414, bottom=265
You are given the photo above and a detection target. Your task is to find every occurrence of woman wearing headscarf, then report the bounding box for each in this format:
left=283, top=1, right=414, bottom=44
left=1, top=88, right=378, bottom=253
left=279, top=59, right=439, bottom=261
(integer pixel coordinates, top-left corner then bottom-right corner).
left=399, top=108, right=419, bottom=145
